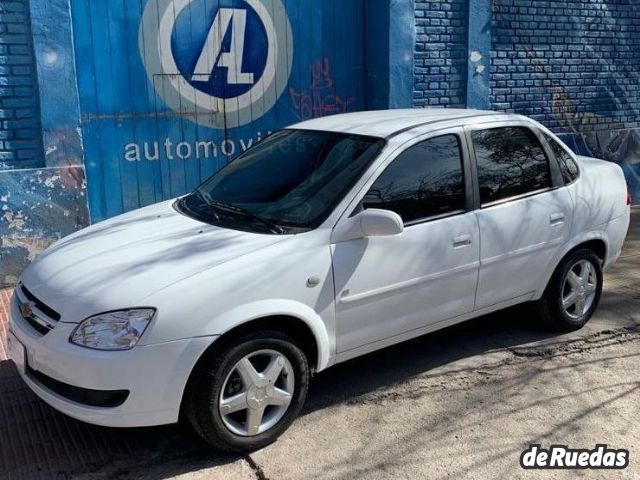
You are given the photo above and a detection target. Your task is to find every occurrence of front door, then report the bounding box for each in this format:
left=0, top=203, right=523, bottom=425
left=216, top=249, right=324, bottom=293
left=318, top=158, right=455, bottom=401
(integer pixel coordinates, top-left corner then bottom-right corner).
left=333, top=131, right=480, bottom=353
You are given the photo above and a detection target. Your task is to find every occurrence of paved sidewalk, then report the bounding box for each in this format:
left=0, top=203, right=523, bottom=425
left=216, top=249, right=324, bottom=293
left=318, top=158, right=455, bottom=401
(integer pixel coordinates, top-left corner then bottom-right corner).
left=0, top=207, right=638, bottom=480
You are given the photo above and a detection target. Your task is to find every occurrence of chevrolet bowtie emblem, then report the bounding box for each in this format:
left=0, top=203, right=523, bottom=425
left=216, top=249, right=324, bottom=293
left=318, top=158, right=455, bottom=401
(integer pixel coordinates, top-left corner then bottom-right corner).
left=20, top=301, right=35, bottom=319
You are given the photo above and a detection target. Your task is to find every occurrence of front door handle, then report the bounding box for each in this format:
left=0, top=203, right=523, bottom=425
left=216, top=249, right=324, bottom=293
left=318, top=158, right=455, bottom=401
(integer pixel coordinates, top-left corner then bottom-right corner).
left=453, top=234, right=472, bottom=248
left=550, top=212, right=565, bottom=225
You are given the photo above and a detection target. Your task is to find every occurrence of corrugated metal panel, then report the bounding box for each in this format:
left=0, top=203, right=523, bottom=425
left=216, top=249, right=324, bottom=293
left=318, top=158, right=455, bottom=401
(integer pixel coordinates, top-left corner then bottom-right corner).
left=70, top=0, right=368, bottom=222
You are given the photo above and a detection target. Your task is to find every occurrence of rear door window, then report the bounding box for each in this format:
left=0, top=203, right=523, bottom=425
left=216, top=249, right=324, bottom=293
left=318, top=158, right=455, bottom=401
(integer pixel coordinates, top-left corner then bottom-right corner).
left=471, top=127, right=552, bottom=205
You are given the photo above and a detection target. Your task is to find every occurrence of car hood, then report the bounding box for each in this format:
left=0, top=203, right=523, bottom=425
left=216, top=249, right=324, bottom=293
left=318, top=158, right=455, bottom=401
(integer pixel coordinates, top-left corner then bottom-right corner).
left=20, top=200, right=290, bottom=322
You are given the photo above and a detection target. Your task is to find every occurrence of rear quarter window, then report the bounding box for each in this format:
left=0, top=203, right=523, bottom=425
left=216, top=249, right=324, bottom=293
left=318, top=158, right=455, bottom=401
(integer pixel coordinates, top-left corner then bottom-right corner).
left=544, top=134, right=579, bottom=184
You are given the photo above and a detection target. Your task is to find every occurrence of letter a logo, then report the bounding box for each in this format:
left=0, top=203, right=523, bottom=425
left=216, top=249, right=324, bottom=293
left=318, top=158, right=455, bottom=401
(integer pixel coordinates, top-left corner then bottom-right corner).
left=140, top=0, right=293, bottom=128
left=192, top=9, right=254, bottom=85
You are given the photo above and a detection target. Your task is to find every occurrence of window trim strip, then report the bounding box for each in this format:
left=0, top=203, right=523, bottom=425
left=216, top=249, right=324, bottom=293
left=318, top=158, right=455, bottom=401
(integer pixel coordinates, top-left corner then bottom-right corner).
left=404, top=208, right=468, bottom=227
left=480, top=187, right=556, bottom=209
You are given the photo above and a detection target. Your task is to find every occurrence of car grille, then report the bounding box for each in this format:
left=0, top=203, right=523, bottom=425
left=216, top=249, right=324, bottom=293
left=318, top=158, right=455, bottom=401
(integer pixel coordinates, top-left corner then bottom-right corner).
left=14, top=283, right=61, bottom=336
left=19, top=284, right=61, bottom=320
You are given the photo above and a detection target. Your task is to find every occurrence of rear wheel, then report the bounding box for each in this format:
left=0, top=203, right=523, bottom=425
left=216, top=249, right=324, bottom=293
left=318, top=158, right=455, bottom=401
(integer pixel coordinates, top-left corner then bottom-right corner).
left=536, top=248, right=603, bottom=331
left=185, top=331, right=309, bottom=452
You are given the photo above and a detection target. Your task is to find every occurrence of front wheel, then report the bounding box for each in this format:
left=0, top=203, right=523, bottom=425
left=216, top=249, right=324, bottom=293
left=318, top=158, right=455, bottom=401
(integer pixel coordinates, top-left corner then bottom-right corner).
left=535, top=248, right=603, bottom=331
left=185, top=331, right=309, bottom=452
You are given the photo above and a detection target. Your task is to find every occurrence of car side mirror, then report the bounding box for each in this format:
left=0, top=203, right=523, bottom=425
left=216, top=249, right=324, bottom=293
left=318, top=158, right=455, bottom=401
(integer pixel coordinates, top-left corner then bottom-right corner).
left=331, top=209, right=404, bottom=244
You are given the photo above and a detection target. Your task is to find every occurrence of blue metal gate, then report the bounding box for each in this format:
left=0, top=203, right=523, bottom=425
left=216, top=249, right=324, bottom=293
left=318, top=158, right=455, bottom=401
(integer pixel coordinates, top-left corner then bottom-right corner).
left=70, top=0, right=368, bottom=222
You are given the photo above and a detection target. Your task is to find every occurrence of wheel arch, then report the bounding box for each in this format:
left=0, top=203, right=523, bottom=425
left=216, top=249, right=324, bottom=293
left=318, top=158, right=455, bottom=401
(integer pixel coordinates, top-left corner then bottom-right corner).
left=182, top=299, right=331, bottom=392
left=535, top=233, right=608, bottom=299
left=204, top=315, right=322, bottom=367
left=574, top=238, right=607, bottom=262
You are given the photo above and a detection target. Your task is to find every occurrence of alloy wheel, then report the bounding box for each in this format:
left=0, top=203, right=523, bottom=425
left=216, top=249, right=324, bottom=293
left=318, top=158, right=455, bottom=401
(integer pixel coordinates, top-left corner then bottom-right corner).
left=562, top=259, right=598, bottom=319
left=218, top=349, right=295, bottom=436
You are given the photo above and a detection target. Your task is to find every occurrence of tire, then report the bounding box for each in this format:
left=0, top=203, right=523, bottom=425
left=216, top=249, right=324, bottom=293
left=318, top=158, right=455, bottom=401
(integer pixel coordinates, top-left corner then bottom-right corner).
left=185, top=330, right=309, bottom=452
left=535, top=248, right=603, bottom=331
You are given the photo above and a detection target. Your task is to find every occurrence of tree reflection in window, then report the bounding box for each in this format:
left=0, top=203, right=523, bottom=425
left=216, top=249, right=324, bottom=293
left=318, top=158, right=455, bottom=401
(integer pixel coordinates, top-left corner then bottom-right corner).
left=472, top=127, right=551, bottom=204
left=363, top=135, right=465, bottom=224
left=544, top=133, right=579, bottom=184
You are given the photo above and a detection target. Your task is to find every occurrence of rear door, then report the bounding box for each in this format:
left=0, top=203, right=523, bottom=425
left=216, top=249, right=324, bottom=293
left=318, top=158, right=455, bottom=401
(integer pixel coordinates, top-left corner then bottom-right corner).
left=467, top=123, right=574, bottom=309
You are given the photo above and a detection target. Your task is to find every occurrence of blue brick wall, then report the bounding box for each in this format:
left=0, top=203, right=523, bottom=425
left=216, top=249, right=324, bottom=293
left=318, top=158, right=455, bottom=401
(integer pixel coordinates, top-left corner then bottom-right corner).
left=0, top=0, right=43, bottom=170
left=414, top=0, right=468, bottom=108
left=490, top=0, right=640, bottom=134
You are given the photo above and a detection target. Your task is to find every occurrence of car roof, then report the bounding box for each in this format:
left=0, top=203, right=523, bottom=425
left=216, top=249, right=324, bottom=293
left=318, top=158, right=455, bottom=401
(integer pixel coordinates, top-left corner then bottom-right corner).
left=287, top=108, right=518, bottom=139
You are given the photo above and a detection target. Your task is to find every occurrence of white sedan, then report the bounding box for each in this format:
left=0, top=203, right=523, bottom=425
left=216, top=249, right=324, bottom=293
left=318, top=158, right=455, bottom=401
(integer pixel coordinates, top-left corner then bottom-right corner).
left=6, top=109, right=631, bottom=451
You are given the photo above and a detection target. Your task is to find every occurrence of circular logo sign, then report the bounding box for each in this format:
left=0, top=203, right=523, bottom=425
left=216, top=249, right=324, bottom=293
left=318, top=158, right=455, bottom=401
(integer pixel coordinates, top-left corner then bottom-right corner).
left=139, top=0, right=293, bottom=129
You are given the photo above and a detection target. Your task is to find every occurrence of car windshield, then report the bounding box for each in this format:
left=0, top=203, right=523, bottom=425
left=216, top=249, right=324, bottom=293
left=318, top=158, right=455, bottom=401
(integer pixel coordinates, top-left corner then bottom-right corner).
left=177, top=129, right=385, bottom=234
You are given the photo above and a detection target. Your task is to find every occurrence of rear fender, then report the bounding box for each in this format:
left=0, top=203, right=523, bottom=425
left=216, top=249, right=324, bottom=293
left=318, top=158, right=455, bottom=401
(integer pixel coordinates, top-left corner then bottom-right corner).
left=534, top=230, right=608, bottom=299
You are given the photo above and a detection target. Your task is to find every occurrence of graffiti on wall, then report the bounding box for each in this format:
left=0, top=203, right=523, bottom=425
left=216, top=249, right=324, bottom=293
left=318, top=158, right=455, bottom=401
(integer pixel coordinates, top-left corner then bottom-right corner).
left=490, top=0, right=640, bottom=203
left=289, top=59, right=357, bottom=121
left=520, top=44, right=640, bottom=202
left=553, top=89, right=640, bottom=203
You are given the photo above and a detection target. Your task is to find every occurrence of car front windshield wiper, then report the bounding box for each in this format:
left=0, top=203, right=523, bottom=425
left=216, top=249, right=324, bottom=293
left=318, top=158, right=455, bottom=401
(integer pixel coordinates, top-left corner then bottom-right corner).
left=194, top=190, right=286, bottom=234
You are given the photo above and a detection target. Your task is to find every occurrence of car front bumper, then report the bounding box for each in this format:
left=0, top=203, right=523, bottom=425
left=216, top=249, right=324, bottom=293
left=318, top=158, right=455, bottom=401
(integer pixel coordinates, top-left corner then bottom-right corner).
left=7, top=293, right=215, bottom=427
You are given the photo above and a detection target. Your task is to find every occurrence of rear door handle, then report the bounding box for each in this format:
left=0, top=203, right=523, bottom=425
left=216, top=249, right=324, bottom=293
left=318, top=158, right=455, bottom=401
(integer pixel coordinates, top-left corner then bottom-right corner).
left=550, top=212, right=565, bottom=225
left=453, top=234, right=472, bottom=248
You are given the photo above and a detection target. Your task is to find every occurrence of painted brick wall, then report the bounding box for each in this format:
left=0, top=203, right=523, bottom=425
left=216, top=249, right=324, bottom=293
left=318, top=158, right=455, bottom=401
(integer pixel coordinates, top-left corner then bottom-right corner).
left=490, top=0, right=640, bottom=134
left=414, top=0, right=468, bottom=108
left=0, top=0, right=43, bottom=170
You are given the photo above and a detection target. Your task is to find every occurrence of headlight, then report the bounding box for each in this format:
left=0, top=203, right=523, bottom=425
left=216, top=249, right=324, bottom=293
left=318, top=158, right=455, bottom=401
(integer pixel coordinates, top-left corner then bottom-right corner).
left=70, top=309, right=155, bottom=351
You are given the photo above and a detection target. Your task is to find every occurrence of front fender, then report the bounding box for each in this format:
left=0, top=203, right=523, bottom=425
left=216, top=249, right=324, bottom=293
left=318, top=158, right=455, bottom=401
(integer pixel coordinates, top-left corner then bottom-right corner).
left=202, top=299, right=333, bottom=371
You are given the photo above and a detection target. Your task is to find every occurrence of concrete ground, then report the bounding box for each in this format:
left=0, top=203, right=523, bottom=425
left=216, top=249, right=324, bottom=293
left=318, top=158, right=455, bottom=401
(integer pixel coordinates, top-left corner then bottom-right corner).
left=1, top=207, right=638, bottom=480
